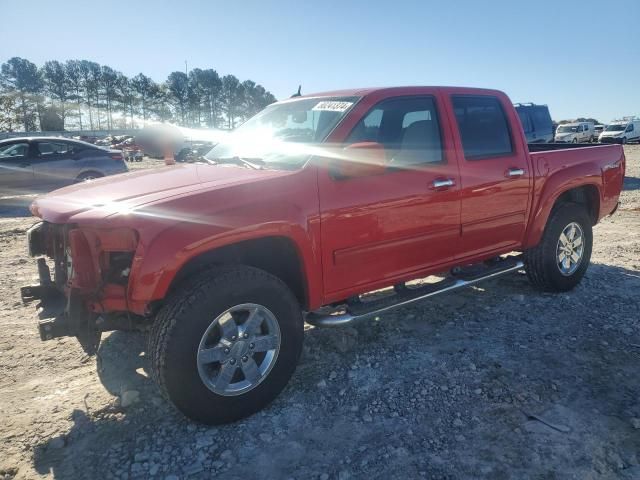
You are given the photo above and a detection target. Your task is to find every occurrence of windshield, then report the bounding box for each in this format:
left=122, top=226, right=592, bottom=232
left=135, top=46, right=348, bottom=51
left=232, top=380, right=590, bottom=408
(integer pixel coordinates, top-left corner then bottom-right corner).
left=557, top=125, right=578, bottom=133
left=205, top=96, right=358, bottom=168
left=605, top=124, right=626, bottom=132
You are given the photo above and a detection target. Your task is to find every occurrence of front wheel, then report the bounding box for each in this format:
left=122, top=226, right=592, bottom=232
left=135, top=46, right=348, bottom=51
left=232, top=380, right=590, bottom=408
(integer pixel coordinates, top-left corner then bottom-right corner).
left=524, top=202, right=593, bottom=292
left=572, top=138, right=578, bottom=144
left=148, top=266, right=304, bottom=424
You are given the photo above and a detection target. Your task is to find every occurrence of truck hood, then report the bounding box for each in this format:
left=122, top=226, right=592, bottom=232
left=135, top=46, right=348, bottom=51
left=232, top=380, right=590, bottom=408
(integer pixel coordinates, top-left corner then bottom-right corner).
left=32, top=163, right=290, bottom=223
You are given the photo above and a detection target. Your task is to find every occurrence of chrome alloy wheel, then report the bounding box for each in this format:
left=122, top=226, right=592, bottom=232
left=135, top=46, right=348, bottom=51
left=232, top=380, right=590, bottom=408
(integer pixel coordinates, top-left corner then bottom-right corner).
left=556, top=222, right=585, bottom=276
left=196, top=303, right=281, bottom=396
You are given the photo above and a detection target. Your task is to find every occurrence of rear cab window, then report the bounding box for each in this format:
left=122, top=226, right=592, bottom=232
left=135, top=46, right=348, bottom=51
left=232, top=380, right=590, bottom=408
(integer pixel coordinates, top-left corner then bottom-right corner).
left=452, top=95, right=513, bottom=160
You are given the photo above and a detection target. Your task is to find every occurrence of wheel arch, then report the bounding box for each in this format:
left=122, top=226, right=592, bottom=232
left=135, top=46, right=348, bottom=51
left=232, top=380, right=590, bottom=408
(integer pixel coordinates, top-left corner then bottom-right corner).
left=164, top=235, right=310, bottom=310
left=524, top=166, right=603, bottom=249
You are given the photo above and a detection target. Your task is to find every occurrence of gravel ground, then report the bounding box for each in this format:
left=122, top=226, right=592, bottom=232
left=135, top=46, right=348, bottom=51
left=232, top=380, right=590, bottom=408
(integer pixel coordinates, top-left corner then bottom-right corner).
left=1, top=148, right=639, bottom=479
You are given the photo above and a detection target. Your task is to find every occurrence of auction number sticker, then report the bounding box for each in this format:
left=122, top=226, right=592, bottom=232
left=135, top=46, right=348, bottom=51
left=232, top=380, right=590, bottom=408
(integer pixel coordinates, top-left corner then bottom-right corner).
left=312, top=101, right=354, bottom=112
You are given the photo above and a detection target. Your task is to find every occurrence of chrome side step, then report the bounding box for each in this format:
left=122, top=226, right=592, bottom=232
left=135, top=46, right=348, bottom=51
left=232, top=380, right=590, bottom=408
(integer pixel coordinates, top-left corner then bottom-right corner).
left=305, top=258, right=524, bottom=327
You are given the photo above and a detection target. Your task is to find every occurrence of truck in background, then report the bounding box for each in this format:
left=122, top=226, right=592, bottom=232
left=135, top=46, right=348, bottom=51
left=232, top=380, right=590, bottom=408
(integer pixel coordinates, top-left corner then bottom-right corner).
left=514, top=103, right=554, bottom=143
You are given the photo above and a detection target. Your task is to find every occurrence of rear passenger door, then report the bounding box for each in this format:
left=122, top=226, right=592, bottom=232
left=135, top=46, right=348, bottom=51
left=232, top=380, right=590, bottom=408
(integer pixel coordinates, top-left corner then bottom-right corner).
left=31, top=140, right=79, bottom=190
left=447, top=94, right=531, bottom=258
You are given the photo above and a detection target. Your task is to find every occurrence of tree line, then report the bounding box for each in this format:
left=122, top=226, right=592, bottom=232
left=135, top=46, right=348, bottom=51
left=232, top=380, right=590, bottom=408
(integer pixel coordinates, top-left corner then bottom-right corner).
left=0, top=57, right=277, bottom=132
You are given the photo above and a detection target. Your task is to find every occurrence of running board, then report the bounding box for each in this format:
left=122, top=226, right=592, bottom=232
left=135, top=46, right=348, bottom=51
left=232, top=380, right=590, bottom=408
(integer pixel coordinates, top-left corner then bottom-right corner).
left=305, top=257, right=524, bottom=327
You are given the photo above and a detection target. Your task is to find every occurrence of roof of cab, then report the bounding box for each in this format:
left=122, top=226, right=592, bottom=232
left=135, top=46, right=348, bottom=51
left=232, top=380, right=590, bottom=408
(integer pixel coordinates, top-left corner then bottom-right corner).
left=284, top=86, right=508, bottom=101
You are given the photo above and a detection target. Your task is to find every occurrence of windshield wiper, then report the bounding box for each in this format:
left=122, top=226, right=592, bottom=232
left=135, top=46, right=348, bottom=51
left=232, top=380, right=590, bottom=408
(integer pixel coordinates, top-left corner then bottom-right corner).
left=206, top=156, right=265, bottom=170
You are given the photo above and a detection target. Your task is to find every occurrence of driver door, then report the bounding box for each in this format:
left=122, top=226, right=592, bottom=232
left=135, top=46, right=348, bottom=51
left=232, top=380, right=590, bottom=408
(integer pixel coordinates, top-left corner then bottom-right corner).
left=318, top=93, right=461, bottom=298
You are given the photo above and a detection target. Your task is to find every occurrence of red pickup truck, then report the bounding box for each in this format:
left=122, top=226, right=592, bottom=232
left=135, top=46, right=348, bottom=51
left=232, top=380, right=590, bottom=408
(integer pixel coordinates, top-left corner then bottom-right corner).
left=22, top=87, right=625, bottom=424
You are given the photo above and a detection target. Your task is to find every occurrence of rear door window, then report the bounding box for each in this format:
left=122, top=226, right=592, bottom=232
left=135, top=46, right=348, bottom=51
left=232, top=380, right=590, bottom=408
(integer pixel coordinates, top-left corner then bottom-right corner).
left=35, top=141, right=70, bottom=157
left=452, top=95, right=513, bottom=159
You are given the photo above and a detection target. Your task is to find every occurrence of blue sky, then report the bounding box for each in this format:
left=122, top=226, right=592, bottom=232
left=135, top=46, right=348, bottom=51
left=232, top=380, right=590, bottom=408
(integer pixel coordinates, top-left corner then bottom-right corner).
left=1, top=0, right=638, bottom=122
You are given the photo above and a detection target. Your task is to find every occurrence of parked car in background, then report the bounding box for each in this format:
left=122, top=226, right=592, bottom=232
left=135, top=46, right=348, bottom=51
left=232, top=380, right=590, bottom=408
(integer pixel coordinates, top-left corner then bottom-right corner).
left=593, top=124, right=606, bottom=141
left=113, top=137, right=142, bottom=151
left=123, top=147, right=144, bottom=162
left=515, top=103, right=554, bottom=143
left=554, top=122, right=595, bottom=143
left=94, top=136, right=113, bottom=146
left=0, top=137, right=128, bottom=195
left=599, top=119, right=640, bottom=144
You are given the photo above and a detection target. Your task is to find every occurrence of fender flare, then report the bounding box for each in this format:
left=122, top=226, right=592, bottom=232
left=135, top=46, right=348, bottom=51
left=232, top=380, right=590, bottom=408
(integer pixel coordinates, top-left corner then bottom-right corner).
left=128, top=222, right=321, bottom=310
left=523, top=162, right=603, bottom=249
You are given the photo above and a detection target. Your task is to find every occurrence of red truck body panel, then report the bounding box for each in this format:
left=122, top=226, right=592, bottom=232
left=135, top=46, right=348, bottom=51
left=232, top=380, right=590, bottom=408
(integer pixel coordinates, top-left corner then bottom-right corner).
left=30, top=86, right=625, bottom=315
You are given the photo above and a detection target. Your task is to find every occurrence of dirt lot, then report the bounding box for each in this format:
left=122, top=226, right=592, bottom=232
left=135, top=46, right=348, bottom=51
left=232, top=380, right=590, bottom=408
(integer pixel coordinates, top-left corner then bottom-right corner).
left=1, top=149, right=639, bottom=479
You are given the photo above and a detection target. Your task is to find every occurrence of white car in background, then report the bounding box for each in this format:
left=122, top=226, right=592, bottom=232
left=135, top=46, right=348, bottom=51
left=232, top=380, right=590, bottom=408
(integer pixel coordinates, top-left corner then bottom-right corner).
left=599, top=119, right=640, bottom=144
left=554, top=122, right=596, bottom=143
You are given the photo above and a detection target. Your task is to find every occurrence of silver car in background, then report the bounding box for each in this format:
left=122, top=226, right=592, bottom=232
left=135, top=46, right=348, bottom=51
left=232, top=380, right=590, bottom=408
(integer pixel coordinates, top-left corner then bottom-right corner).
left=0, top=137, right=128, bottom=196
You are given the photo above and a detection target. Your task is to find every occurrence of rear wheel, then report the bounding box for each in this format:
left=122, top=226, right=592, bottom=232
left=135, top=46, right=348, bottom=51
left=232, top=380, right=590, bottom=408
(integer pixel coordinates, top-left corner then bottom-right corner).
left=148, top=265, right=304, bottom=424
left=524, top=202, right=592, bottom=292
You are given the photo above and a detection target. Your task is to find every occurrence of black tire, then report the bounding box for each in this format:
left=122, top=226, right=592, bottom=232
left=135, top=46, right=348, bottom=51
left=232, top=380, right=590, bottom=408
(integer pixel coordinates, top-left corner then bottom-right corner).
left=622, top=137, right=627, bottom=145
left=572, top=138, right=578, bottom=144
left=524, top=202, right=592, bottom=292
left=148, top=265, right=304, bottom=424
left=76, top=171, right=103, bottom=182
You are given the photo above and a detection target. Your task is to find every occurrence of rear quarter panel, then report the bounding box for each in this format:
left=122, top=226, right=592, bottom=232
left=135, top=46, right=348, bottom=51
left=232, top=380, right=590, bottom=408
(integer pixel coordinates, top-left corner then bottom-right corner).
left=79, top=154, right=128, bottom=176
left=524, top=144, right=624, bottom=248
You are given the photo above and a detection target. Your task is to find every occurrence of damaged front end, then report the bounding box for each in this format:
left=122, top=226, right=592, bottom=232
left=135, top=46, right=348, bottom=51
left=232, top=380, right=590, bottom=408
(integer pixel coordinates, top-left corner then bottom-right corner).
left=21, top=221, right=147, bottom=354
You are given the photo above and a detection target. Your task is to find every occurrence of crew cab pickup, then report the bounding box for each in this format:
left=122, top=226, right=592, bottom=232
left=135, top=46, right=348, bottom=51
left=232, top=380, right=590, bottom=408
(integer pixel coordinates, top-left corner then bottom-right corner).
left=21, top=87, right=625, bottom=424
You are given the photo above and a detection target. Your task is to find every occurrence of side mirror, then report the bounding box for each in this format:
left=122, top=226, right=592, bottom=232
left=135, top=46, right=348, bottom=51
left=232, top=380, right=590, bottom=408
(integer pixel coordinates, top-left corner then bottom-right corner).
left=332, top=142, right=387, bottom=179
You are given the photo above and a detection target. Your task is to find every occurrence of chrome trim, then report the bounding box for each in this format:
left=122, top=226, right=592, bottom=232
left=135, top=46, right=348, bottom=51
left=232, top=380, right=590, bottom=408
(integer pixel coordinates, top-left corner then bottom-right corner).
left=507, top=168, right=525, bottom=177
left=305, top=260, right=524, bottom=327
left=432, top=178, right=455, bottom=188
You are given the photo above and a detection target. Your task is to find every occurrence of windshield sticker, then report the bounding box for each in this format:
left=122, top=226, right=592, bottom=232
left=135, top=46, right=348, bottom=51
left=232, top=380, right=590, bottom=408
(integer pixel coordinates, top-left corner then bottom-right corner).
left=312, top=101, right=354, bottom=112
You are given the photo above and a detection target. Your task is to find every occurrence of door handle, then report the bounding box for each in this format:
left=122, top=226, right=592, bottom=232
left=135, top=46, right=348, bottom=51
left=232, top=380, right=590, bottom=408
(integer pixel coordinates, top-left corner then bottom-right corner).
left=506, top=168, right=525, bottom=178
left=431, top=178, right=455, bottom=189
